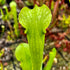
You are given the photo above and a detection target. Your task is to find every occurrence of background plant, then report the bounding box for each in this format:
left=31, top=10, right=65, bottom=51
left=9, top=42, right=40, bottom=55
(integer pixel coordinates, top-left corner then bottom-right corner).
left=1, top=5, right=14, bottom=39
left=0, top=0, right=5, bottom=6
left=10, top=1, right=19, bottom=37
left=59, top=14, right=70, bottom=28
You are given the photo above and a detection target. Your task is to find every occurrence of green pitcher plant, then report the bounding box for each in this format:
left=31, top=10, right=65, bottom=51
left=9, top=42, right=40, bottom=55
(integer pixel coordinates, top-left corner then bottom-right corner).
left=15, top=4, right=56, bottom=70
left=10, top=1, right=19, bottom=37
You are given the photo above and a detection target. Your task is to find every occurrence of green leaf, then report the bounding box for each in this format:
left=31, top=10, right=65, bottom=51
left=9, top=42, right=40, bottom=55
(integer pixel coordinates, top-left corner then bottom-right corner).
left=0, top=49, right=4, bottom=58
left=44, top=48, right=56, bottom=70
left=10, top=1, right=19, bottom=37
left=19, top=5, right=52, bottom=70
left=69, top=0, right=70, bottom=3
left=15, top=43, right=32, bottom=70
left=0, top=0, right=5, bottom=5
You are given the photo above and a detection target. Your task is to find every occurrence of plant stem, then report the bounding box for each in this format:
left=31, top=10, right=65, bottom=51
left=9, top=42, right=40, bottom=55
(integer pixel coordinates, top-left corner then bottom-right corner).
left=1, top=63, right=3, bottom=70
left=50, top=0, right=59, bottom=28
left=34, top=0, right=36, bottom=5
left=27, top=30, right=45, bottom=70
left=49, top=0, right=52, bottom=9
left=10, top=1, right=19, bottom=37
left=60, top=0, right=64, bottom=6
left=6, top=20, right=14, bottom=39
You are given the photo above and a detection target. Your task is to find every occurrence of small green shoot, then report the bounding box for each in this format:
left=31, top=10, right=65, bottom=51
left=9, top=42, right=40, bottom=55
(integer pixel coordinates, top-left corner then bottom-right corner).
left=0, top=49, right=4, bottom=58
left=10, top=1, right=19, bottom=37
left=0, top=49, right=4, bottom=70
left=44, top=48, right=56, bottom=70
left=1, top=6, right=8, bottom=21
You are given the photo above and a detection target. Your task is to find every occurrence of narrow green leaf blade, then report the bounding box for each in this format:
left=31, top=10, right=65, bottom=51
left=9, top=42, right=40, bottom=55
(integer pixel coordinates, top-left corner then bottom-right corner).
left=44, top=48, right=56, bottom=70
left=10, top=1, right=19, bottom=37
left=15, top=43, right=32, bottom=70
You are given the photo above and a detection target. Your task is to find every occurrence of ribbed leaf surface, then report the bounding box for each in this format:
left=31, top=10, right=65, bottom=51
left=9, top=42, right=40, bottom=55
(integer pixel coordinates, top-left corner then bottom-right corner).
left=19, top=5, right=52, bottom=70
